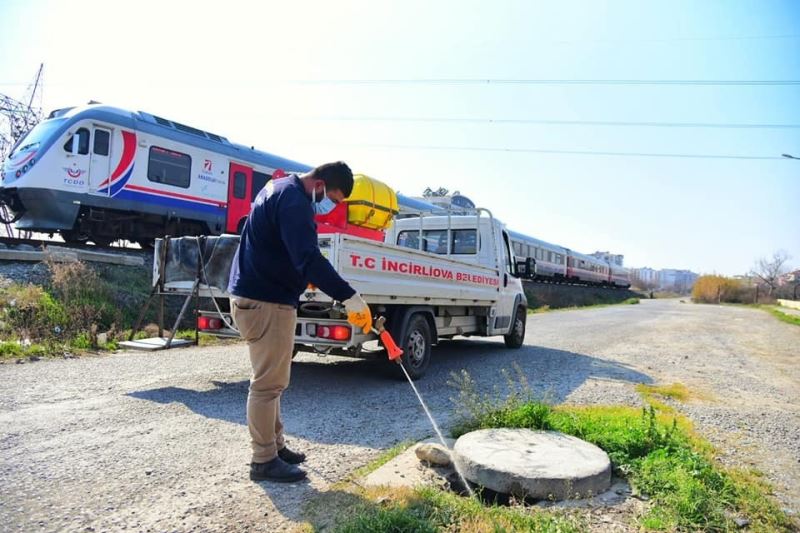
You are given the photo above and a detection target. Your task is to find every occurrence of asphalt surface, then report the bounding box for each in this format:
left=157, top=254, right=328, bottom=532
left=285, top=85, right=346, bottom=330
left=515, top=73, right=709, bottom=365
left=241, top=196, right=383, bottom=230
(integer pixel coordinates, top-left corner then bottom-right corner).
left=1, top=299, right=798, bottom=531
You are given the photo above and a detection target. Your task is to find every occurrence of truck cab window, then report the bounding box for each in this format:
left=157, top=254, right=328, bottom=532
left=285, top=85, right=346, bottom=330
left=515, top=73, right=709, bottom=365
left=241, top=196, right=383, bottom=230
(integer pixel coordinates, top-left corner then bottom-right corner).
left=63, top=128, right=90, bottom=155
left=502, top=231, right=513, bottom=274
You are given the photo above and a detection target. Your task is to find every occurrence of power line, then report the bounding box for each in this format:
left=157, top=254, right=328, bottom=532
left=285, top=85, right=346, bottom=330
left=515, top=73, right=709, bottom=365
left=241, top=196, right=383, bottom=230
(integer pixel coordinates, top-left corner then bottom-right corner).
left=285, top=78, right=800, bottom=86
left=310, top=141, right=785, bottom=160
left=283, top=115, right=800, bottom=130
left=538, top=33, right=800, bottom=44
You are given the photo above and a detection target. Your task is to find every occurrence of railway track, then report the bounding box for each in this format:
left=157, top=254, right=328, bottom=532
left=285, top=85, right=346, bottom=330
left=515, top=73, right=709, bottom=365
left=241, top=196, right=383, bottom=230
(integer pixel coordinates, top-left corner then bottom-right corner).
left=522, top=278, right=632, bottom=290
left=0, top=235, right=145, bottom=253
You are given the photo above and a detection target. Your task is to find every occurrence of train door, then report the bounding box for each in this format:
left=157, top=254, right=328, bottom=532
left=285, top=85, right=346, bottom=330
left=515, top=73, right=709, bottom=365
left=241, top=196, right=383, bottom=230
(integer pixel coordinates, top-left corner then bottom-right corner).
left=226, top=162, right=252, bottom=233
left=89, top=127, right=112, bottom=195
left=63, top=127, right=91, bottom=191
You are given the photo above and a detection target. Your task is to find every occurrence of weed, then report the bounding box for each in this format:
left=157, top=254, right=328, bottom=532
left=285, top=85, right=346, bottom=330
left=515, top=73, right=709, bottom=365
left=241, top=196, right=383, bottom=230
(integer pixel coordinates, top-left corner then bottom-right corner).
left=767, top=307, right=800, bottom=326
left=70, top=333, right=92, bottom=350
left=47, top=260, right=119, bottom=335
left=325, top=486, right=582, bottom=533
left=446, top=369, right=795, bottom=531
left=0, top=284, right=67, bottom=340
left=0, top=341, right=22, bottom=358
left=636, top=383, right=690, bottom=402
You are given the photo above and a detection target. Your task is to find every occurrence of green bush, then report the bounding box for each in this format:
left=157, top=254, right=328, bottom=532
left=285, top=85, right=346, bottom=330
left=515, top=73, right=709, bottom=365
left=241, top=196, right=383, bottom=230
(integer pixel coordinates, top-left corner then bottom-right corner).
left=0, top=341, right=22, bottom=358
left=0, top=284, right=67, bottom=340
left=47, top=260, right=120, bottom=334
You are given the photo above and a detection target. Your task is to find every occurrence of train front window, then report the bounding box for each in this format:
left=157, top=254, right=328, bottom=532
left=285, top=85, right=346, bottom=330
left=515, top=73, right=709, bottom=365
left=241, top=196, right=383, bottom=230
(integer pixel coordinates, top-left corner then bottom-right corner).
left=10, top=119, right=64, bottom=157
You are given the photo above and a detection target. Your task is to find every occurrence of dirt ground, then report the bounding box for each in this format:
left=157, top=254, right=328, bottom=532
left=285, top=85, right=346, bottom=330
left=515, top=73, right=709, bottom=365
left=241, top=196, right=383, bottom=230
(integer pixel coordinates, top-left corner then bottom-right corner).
left=1, top=299, right=797, bottom=531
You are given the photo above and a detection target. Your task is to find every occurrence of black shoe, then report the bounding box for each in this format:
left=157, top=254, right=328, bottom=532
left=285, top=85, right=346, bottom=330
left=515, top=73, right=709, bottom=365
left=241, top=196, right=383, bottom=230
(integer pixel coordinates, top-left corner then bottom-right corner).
left=250, top=457, right=307, bottom=483
left=278, top=446, right=306, bottom=465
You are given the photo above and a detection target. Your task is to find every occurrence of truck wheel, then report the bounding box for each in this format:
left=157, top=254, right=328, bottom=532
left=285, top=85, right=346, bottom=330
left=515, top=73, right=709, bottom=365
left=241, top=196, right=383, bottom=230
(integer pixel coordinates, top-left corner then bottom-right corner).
left=504, top=306, right=526, bottom=348
left=396, top=314, right=432, bottom=380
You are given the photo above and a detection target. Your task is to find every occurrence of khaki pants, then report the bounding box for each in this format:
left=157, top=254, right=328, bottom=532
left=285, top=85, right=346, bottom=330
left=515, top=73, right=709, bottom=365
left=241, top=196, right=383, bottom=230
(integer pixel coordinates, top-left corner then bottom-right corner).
left=230, top=297, right=297, bottom=463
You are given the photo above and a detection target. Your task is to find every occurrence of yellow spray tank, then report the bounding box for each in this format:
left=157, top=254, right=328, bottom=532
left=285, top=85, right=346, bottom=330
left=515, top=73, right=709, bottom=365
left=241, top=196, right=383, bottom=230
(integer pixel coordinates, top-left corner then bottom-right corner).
left=345, top=174, right=399, bottom=231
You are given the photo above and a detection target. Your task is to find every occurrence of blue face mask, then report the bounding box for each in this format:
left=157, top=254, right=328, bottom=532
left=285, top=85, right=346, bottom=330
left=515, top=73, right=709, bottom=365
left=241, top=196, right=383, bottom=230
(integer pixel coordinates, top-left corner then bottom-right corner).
left=314, top=196, right=336, bottom=215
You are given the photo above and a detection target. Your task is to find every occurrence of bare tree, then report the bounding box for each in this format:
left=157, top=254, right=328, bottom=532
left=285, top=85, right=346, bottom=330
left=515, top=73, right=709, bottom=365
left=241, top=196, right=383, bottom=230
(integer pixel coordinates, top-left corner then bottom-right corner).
left=752, top=250, right=791, bottom=297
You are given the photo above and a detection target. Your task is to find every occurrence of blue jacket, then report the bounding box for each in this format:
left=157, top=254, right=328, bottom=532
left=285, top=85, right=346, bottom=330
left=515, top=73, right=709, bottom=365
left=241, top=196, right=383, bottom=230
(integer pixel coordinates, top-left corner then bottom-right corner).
left=227, top=175, right=356, bottom=306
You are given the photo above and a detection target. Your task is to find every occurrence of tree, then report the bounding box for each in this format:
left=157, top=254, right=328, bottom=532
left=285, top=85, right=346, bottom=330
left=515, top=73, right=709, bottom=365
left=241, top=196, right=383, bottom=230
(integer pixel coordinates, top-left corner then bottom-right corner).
left=751, top=250, right=791, bottom=297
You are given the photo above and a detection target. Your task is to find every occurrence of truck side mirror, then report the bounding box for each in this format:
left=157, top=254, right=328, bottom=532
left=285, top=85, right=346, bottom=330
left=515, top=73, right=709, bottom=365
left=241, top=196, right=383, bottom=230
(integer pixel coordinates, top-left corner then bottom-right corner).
left=515, top=257, right=535, bottom=279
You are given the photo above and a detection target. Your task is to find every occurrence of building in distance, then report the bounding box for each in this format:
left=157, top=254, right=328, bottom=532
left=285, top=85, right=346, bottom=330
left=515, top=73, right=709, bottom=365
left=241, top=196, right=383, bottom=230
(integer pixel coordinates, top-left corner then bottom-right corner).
left=591, top=251, right=624, bottom=267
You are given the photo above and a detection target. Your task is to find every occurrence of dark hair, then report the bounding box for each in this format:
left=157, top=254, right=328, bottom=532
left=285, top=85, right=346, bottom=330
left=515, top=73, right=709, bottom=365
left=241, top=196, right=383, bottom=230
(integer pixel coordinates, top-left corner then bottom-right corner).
left=310, top=161, right=353, bottom=198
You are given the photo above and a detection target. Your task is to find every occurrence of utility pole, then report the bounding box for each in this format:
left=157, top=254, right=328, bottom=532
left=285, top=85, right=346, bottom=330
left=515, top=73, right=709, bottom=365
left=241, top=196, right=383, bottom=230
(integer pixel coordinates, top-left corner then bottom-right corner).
left=0, top=64, right=43, bottom=238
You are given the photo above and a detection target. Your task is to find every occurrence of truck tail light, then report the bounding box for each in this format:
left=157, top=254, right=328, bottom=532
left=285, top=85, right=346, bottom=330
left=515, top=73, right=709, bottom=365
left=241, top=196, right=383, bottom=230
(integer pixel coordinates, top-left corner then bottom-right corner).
left=198, top=316, right=223, bottom=330
left=316, top=324, right=351, bottom=341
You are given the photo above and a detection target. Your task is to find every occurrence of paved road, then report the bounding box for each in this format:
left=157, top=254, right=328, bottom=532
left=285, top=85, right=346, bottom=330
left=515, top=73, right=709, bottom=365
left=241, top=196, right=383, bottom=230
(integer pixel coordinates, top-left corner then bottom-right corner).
left=1, top=300, right=798, bottom=531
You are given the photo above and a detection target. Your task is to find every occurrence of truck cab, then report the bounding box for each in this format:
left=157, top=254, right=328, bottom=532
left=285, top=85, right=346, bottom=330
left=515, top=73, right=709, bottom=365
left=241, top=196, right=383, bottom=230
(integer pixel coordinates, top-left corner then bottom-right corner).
left=385, top=212, right=527, bottom=336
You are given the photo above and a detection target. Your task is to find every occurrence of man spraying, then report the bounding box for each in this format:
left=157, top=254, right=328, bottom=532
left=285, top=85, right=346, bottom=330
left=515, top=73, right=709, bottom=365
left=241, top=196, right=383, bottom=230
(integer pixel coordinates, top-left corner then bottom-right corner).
left=227, top=161, right=372, bottom=483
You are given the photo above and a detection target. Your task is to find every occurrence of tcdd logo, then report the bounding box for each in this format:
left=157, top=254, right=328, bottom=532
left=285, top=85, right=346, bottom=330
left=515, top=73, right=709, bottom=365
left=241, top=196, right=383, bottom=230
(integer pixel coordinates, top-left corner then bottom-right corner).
left=203, top=159, right=213, bottom=172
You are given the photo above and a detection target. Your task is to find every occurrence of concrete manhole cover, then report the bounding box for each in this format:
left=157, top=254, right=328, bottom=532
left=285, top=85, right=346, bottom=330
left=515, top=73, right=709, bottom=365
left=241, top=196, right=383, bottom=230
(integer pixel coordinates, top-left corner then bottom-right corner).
left=453, top=428, right=611, bottom=500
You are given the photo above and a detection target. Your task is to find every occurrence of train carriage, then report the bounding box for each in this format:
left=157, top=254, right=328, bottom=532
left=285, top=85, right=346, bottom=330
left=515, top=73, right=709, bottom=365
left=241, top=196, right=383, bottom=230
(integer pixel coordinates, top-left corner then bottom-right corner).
left=508, top=230, right=567, bottom=281
left=0, top=104, right=310, bottom=245
left=509, top=231, right=630, bottom=288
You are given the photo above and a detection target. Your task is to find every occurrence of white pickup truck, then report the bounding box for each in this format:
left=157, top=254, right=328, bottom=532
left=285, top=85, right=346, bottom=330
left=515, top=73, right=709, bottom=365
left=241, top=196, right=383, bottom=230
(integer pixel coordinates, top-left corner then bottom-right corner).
left=153, top=209, right=532, bottom=379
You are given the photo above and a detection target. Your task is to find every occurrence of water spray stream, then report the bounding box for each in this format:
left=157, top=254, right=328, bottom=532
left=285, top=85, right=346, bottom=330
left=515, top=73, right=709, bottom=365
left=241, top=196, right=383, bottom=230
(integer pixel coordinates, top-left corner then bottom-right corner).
left=397, top=361, right=476, bottom=498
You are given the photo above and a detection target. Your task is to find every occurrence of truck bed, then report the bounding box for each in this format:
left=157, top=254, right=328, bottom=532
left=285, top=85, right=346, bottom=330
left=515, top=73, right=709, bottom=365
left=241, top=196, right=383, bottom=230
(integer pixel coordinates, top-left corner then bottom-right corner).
left=311, top=233, right=501, bottom=306
left=154, top=234, right=502, bottom=308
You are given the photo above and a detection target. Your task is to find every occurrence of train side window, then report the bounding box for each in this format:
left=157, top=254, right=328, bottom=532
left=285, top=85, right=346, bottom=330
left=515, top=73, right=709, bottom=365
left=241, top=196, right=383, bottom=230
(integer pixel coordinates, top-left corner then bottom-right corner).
left=147, top=146, right=191, bottom=188
left=63, top=128, right=90, bottom=155
left=93, top=130, right=110, bottom=156
left=252, top=171, right=270, bottom=201
left=233, top=171, right=247, bottom=199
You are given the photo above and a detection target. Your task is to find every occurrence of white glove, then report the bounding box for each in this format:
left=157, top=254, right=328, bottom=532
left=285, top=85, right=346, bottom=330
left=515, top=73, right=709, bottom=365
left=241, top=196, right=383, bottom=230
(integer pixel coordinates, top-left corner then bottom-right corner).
left=343, top=293, right=368, bottom=313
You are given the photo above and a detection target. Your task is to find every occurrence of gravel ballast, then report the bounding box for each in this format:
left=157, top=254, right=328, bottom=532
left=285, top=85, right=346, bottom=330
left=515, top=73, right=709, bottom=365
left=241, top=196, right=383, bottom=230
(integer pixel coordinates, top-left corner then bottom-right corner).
left=1, top=299, right=798, bottom=531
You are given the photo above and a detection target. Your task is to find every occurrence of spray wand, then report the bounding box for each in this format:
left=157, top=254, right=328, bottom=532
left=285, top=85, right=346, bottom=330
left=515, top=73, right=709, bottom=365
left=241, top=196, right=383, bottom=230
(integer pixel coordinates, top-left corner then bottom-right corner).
left=372, top=316, right=404, bottom=363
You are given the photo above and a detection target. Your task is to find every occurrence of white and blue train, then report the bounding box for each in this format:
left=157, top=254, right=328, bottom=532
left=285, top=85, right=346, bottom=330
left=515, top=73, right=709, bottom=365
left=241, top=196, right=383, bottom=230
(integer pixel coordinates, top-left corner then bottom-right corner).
left=0, top=104, right=310, bottom=246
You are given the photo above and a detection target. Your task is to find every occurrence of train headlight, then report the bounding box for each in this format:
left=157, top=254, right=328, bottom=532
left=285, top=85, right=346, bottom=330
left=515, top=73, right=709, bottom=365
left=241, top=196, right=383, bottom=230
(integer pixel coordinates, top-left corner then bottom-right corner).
left=15, top=170, right=21, bottom=178
left=22, top=165, right=28, bottom=173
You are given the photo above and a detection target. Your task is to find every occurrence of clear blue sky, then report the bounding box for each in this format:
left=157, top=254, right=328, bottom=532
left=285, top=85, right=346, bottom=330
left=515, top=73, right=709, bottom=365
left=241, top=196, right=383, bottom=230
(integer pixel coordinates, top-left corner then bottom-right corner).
left=1, top=0, right=798, bottom=275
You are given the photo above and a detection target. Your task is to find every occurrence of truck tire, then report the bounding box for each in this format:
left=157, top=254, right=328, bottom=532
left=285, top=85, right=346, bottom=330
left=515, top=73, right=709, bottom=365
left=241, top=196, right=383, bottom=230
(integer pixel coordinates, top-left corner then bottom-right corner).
left=504, top=306, right=526, bottom=348
left=394, top=314, right=432, bottom=380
